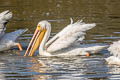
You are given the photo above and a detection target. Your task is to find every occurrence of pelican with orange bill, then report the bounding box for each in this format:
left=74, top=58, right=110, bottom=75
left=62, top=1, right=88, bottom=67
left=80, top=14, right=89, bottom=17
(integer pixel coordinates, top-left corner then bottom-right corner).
left=24, top=20, right=107, bottom=57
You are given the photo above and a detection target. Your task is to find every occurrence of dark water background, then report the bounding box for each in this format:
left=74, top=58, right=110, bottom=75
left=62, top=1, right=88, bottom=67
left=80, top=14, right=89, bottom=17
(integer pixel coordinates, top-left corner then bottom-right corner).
left=0, top=0, right=120, bottom=80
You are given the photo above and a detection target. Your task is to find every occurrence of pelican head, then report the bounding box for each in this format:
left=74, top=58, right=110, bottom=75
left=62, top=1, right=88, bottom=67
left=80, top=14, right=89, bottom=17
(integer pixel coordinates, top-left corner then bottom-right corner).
left=24, top=20, right=51, bottom=56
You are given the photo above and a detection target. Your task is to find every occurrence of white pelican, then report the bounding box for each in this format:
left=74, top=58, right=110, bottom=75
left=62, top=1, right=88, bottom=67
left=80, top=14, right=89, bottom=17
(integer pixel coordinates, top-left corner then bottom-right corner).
left=0, top=10, right=27, bottom=51
left=24, top=20, right=107, bottom=56
left=106, top=41, right=120, bottom=66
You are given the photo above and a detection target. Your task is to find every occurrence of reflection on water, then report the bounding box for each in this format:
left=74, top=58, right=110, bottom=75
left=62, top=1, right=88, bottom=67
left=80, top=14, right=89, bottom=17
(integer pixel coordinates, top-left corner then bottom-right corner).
left=0, top=0, right=120, bottom=80
left=1, top=55, right=120, bottom=80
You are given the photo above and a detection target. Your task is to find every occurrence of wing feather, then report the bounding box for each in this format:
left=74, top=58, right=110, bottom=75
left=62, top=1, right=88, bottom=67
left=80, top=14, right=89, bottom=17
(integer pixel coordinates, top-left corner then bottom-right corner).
left=47, top=20, right=96, bottom=53
left=0, top=29, right=28, bottom=44
left=0, top=10, right=12, bottom=24
left=0, top=10, right=12, bottom=33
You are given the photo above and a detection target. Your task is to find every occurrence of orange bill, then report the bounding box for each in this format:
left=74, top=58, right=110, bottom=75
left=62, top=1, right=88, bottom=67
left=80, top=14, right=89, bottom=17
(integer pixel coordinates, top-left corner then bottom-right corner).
left=86, top=52, right=90, bottom=57
left=28, top=29, right=46, bottom=56
left=24, top=27, right=40, bottom=56
left=17, top=43, right=23, bottom=51
left=24, top=25, right=46, bottom=56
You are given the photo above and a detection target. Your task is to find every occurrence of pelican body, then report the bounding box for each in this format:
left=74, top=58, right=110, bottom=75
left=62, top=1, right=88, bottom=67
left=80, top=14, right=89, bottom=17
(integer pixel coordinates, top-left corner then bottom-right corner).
left=25, top=20, right=107, bottom=56
left=0, top=10, right=27, bottom=51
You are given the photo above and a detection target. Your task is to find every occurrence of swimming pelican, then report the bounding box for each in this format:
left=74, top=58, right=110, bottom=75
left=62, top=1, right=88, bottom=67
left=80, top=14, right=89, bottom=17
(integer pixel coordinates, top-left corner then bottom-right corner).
left=106, top=41, right=120, bottom=66
left=24, top=20, right=107, bottom=56
left=0, top=10, right=27, bottom=51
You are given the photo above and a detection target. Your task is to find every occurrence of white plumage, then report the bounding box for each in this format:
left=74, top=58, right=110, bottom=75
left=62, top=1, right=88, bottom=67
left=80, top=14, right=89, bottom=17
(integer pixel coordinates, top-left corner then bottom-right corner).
left=26, top=20, right=108, bottom=56
left=0, top=10, right=12, bottom=38
left=0, top=29, right=27, bottom=51
left=108, top=41, right=120, bottom=58
left=106, top=40, right=120, bottom=65
left=105, top=56, right=120, bottom=66
left=0, top=10, right=27, bottom=51
left=46, top=20, right=96, bottom=53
